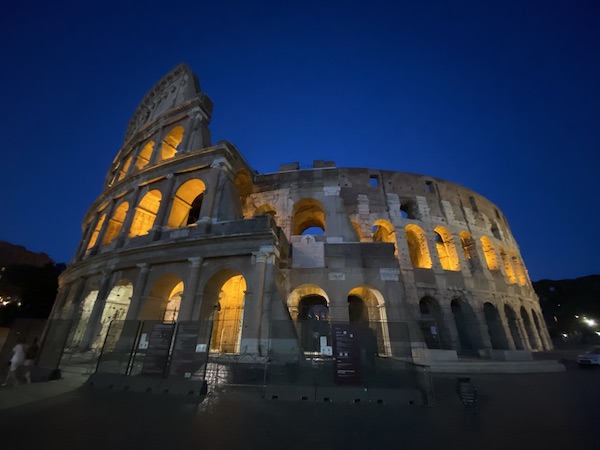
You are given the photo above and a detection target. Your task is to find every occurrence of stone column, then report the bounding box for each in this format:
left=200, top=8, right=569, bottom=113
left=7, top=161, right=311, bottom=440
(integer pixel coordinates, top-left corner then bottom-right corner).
left=179, top=114, right=199, bottom=152
left=178, top=257, right=203, bottom=321
left=199, top=157, right=231, bottom=221
left=150, top=174, right=177, bottom=239
left=79, top=269, right=115, bottom=350
left=472, top=306, right=493, bottom=351
left=441, top=303, right=461, bottom=351
left=497, top=305, right=517, bottom=350
left=91, top=199, right=118, bottom=254
left=148, top=127, right=165, bottom=165
left=525, top=309, right=544, bottom=350
left=126, top=263, right=151, bottom=320
left=76, top=219, right=97, bottom=259
left=242, top=248, right=271, bottom=354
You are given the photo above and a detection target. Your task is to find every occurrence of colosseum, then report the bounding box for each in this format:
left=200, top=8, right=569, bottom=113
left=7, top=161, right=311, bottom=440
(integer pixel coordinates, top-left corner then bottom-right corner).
left=47, top=64, right=554, bottom=386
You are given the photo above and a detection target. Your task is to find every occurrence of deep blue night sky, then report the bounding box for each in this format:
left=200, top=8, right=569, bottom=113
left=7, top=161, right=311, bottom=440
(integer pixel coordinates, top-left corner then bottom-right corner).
left=1, top=1, right=598, bottom=281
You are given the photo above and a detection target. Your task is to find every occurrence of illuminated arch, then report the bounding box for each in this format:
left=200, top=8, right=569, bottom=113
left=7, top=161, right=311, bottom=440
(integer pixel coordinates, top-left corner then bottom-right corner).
left=288, top=284, right=330, bottom=354
left=117, top=156, right=132, bottom=181
left=158, top=126, right=184, bottom=162
left=292, top=198, right=326, bottom=235
left=287, top=284, right=330, bottom=319
left=167, top=179, right=206, bottom=228
left=480, top=236, right=499, bottom=271
left=134, top=141, right=154, bottom=172
left=255, top=204, right=277, bottom=217
left=351, top=221, right=362, bottom=241
left=93, top=279, right=134, bottom=350
left=510, top=249, right=527, bottom=286
left=434, top=226, right=460, bottom=271
left=348, top=285, right=390, bottom=355
left=86, top=213, right=106, bottom=250
left=460, top=231, right=479, bottom=268
left=504, top=304, right=524, bottom=349
left=498, top=245, right=517, bottom=284
left=142, top=274, right=185, bottom=321
left=129, top=190, right=162, bottom=237
left=102, top=202, right=129, bottom=246
left=405, top=224, right=432, bottom=268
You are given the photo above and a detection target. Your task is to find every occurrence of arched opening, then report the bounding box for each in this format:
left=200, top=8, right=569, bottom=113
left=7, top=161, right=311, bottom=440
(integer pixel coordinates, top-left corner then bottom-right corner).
left=405, top=224, right=432, bottom=268
left=288, top=285, right=330, bottom=354
left=167, top=179, right=206, bottom=228
left=480, top=236, right=499, bottom=271
left=86, top=213, right=106, bottom=250
left=460, top=231, right=479, bottom=269
left=511, top=250, right=527, bottom=286
left=142, top=274, right=184, bottom=321
left=498, top=246, right=517, bottom=284
left=451, top=299, right=481, bottom=355
left=504, top=304, right=524, bottom=349
left=117, top=156, right=132, bottom=181
left=351, top=221, right=362, bottom=241
left=520, top=306, right=537, bottom=349
left=400, top=199, right=417, bottom=219
left=348, top=286, right=390, bottom=356
left=483, top=302, right=509, bottom=350
left=531, top=310, right=547, bottom=350
left=199, top=273, right=246, bottom=354
left=434, top=226, right=460, bottom=271
left=129, top=190, right=162, bottom=237
left=292, top=198, right=326, bottom=235
left=158, top=126, right=184, bottom=162
left=102, top=202, right=129, bottom=246
left=372, top=220, right=398, bottom=255
left=255, top=204, right=277, bottom=218
left=93, top=280, right=133, bottom=350
left=419, top=297, right=451, bottom=350
left=490, top=222, right=501, bottom=239
left=70, top=288, right=99, bottom=349
left=134, top=141, right=154, bottom=172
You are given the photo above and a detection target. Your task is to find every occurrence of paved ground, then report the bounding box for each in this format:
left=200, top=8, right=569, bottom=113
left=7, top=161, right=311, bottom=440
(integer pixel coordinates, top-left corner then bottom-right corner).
left=0, top=348, right=598, bottom=449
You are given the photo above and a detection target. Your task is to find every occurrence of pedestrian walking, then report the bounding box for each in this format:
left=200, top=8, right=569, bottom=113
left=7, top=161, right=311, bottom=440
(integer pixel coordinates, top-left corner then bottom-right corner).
left=2, top=337, right=26, bottom=387
left=24, top=336, right=40, bottom=383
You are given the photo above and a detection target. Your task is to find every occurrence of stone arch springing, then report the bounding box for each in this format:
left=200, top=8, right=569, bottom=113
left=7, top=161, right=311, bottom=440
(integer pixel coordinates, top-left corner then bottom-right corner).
left=348, top=285, right=391, bottom=356
left=158, top=126, right=184, bottom=162
left=86, top=213, right=106, bottom=250
left=199, top=270, right=246, bottom=354
left=372, top=219, right=398, bottom=256
left=405, top=224, right=432, bottom=268
left=129, top=190, right=162, bottom=237
left=483, top=302, right=509, bottom=350
left=418, top=296, right=451, bottom=350
left=134, top=141, right=154, bottom=172
left=102, top=202, right=129, bottom=246
left=117, top=156, right=132, bottom=181
left=93, top=279, right=134, bottom=350
left=434, top=226, right=460, bottom=271
left=167, top=179, right=206, bottom=228
left=460, top=231, right=479, bottom=269
left=504, top=304, right=524, bottom=349
left=520, top=306, right=537, bottom=349
left=142, top=274, right=185, bottom=321
left=292, top=198, right=326, bottom=235
left=511, top=250, right=527, bottom=286
left=498, top=245, right=517, bottom=284
left=451, top=298, right=482, bottom=355
left=480, top=236, right=499, bottom=271
left=288, top=285, right=330, bottom=354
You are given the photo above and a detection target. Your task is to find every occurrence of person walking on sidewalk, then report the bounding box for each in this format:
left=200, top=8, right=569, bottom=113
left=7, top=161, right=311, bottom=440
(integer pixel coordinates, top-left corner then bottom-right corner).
left=2, top=337, right=26, bottom=387
left=24, top=336, right=40, bottom=384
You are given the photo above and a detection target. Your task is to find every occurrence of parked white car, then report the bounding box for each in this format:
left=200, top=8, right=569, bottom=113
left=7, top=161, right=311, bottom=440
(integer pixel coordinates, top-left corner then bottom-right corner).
left=577, top=347, right=600, bottom=366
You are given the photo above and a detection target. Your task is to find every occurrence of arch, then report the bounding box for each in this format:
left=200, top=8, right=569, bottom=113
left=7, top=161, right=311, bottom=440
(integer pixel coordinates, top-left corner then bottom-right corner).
left=142, top=274, right=185, bottom=321
left=134, top=141, right=154, bottom=172
left=483, top=302, right=509, bottom=350
left=167, top=179, right=206, bottom=228
left=93, top=279, right=134, bottom=350
left=451, top=298, right=482, bottom=355
left=405, top=224, right=432, bottom=268
left=86, top=213, right=106, bottom=250
left=102, top=202, right=129, bottom=246
left=129, top=190, right=162, bottom=237
left=419, top=296, right=451, bottom=350
left=510, top=249, right=527, bottom=286
left=400, top=199, right=417, bottom=219
left=164, top=281, right=183, bottom=322
left=292, top=198, right=326, bottom=235
left=434, top=226, right=460, bottom=271
left=117, top=156, right=132, bottom=181
left=288, top=284, right=330, bottom=354
left=372, top=219, right=397, bottom=256
left=498, top=245, right=517, bottom=284
left=480, top=236, right=499, bottom=271
left=504, top=304, right=524, bottom=349
left=531, top=309, right=548, bottom=350
left=235, top=169, right=253, bottom=197
left=351, top=221, right=362, bottom=241
left=460, top=231, right=479, bottom=269
left=199, top=272, right=246, bottom=354
left=70, top=288, right=100, bottom=349
left=158, top=126, right=184, bottom=162
left=520, top=306, right=537, bottom=349
left=490, top=222, right=501, bottom=240
left=348, top=285, right=390, bottom=355
left=254, top=204, right=277, bottom=218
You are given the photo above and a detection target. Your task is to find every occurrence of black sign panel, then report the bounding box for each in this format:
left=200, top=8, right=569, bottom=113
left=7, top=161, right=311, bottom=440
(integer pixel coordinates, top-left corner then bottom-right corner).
left=169, top=322, right=204, bottom=378
left=332, top=324, right=362, bottom=385
left=141, top=323, right=175, bottom=376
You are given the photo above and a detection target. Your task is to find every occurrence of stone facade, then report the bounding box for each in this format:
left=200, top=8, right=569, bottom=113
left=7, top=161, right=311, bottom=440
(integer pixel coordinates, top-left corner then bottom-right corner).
left=51, top=64, right=551, bottom=367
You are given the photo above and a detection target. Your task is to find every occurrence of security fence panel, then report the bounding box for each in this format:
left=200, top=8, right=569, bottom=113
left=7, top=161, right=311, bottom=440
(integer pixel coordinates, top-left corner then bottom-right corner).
left=37, top=319, right=71, bottom=370
left=96, top=320, right=140, bottom=375
left=167, top=320, right=212, bottom=380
